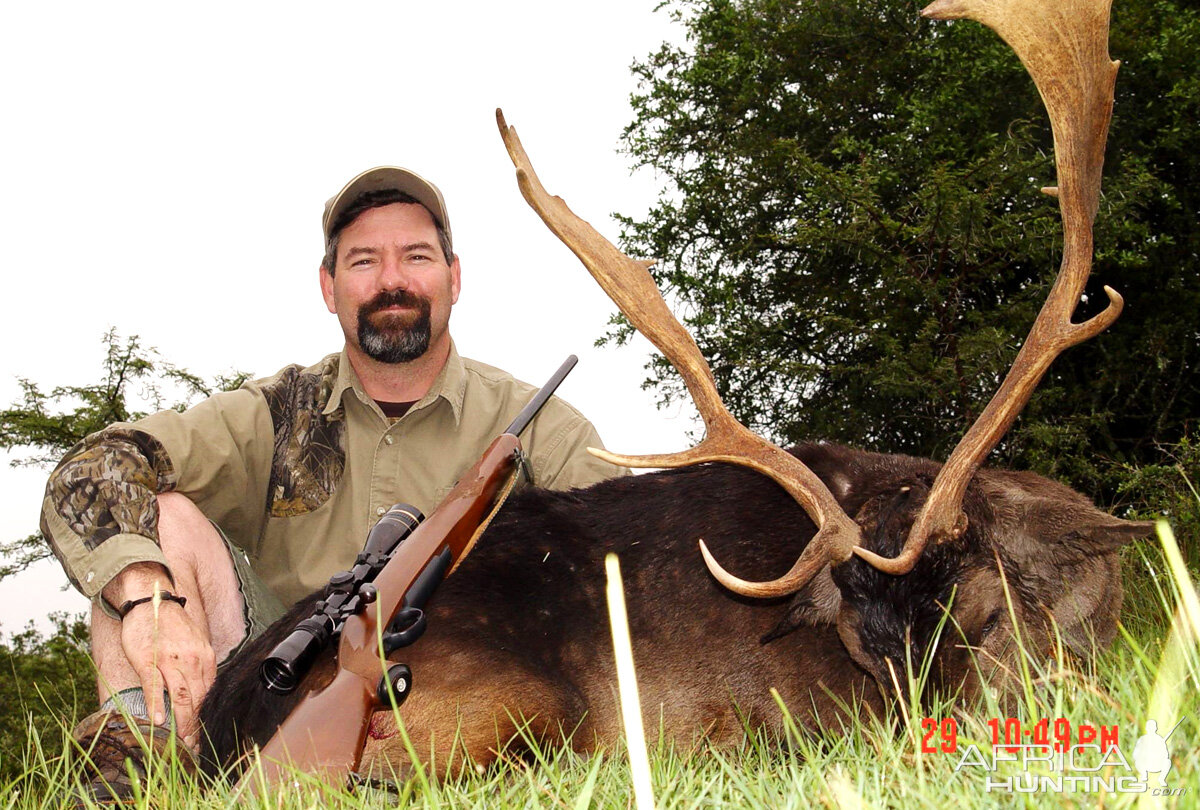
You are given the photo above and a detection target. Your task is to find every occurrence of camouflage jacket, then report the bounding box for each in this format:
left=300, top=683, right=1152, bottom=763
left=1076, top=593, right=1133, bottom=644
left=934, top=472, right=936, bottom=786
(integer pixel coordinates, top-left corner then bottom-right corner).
left=40, top=343, right=626, bottom=609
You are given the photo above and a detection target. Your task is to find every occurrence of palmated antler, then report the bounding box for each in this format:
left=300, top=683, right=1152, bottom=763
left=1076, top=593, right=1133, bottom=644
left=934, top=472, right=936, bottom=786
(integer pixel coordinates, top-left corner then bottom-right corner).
left=497, top=109, right=863, bottom=597
left=855, top=0, right=1124, bottom=574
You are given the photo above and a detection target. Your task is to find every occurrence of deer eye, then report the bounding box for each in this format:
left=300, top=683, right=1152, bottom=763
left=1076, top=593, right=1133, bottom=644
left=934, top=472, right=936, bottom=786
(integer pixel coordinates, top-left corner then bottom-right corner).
left=980, top=609, right=1003, bottom=640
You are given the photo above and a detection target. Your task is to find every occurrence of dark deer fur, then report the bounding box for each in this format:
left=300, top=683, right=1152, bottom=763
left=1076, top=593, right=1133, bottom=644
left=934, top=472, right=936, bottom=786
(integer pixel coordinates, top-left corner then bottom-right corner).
left=197, top=442, right=1147, bottom=777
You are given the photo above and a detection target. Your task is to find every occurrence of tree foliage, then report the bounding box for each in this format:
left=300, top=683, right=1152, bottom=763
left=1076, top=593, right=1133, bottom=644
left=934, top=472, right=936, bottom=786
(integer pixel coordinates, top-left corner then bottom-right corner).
left=0, top=330, right=250, bottom=581
left=0, top=613, right=93, bottom=781
left=616, top=0, right=1199, bottom=502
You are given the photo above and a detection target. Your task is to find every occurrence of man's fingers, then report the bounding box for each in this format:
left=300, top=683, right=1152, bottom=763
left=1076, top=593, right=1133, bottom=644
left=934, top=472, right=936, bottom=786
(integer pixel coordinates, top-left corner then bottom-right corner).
left=161, top=653, right=210, bottom=738
left=164, top=668, right=198, bottom=739
left=200, top=646, right=217, bottom=695
left=187, top=650, right=217, bottom=748
left=138, top=666, right=166, bottom=726
left=190, top=641, right=217, bottom=698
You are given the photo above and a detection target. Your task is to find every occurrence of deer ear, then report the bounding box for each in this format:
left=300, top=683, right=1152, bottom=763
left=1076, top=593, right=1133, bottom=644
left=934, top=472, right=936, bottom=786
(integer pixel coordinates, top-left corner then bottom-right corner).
left=983, top=477, right=1153, bottom=655
left=1054, top=515, right=1155, bottom=558
left=1036, top=510, right=1150, bottom=640
left=983, top=472, right=1153, bottom=566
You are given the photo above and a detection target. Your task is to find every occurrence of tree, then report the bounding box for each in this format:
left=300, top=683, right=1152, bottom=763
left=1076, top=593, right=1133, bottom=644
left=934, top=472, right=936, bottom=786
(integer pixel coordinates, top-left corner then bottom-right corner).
left=616, top=0, right=1199, bottom=503
left=0, top=330, right=250, bottom=582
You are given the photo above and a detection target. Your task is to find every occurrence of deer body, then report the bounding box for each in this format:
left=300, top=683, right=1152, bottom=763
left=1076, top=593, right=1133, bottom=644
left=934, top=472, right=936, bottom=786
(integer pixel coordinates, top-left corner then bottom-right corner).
left=199, top=443, right=1141, bottom=777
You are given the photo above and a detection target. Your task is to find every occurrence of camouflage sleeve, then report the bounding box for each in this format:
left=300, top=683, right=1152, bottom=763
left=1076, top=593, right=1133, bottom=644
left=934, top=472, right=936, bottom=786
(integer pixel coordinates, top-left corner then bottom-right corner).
left=39, top=384, right=277, bottom=601
left=528, top=402, right=631, bottom=491
left=46, top=429, right=177, bottom=549
left=40, top=427, right=178, bottom=598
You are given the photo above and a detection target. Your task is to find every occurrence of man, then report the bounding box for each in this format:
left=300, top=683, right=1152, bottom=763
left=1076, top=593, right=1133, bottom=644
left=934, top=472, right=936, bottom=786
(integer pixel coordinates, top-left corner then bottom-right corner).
left=42, top=167, right=625, bottom=787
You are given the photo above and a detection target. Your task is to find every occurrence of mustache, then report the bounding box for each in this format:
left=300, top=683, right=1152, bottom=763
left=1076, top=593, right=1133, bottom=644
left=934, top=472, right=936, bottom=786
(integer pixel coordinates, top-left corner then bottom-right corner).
left=361, top=289, right=430, bottom=317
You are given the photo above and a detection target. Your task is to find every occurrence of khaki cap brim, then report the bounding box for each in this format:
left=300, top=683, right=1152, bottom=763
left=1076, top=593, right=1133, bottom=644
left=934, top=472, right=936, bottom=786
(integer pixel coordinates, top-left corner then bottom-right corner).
left=322, top=166, right=452, bottom=249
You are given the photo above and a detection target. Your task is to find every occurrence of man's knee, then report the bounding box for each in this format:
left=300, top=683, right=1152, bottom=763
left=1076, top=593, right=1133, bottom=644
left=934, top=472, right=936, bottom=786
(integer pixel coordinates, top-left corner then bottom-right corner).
left=154, top=493, right=247, bottom=659
left=156, top=492, right=222, bottom=565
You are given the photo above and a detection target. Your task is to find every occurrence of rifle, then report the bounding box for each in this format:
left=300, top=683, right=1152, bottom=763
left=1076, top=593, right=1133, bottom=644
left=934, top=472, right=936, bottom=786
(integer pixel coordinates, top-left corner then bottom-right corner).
left=242, top=355, right=579, bottom=791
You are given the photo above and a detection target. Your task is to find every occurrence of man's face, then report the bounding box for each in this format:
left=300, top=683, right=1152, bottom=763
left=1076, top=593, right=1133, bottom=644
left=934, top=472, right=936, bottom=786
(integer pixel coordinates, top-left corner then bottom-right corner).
left=320, top=203, right=461, bottom=364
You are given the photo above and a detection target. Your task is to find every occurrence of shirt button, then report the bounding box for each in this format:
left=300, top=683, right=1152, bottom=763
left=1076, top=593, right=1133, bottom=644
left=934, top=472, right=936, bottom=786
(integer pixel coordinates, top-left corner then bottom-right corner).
left=85, top=571, right=95, bottom=583
left=376, top=506, right=387, bottom=516
left=384, top=435, right=395, bottom=446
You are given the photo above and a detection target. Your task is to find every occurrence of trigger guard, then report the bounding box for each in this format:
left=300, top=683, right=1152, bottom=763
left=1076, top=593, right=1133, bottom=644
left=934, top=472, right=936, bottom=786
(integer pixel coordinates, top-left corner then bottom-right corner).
left=382, top=607, right=427, bottom=653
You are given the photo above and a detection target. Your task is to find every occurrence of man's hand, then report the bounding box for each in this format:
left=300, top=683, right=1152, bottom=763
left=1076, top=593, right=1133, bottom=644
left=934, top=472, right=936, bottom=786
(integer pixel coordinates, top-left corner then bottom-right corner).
left=103, top=563, right=217, bottom=745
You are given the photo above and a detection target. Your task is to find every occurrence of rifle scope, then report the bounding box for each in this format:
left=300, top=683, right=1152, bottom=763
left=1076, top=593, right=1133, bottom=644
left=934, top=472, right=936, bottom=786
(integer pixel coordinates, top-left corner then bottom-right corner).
left=260, top=502, right=424, bottom=694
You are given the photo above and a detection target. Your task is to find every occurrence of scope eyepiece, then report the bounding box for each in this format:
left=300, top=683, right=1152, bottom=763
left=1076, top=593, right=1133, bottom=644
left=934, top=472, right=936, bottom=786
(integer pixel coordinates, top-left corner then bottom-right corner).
left=260, top=615, right=333, bottom=694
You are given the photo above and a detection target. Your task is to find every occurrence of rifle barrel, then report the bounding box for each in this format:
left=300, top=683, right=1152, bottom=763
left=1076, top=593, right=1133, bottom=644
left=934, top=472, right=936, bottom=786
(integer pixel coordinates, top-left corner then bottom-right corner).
left=504, top=355, right=578, bottom=437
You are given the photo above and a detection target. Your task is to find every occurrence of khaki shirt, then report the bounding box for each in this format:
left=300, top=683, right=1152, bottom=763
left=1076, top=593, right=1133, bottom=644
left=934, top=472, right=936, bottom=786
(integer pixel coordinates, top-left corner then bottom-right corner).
left=41, top=342, right=626, bottom=608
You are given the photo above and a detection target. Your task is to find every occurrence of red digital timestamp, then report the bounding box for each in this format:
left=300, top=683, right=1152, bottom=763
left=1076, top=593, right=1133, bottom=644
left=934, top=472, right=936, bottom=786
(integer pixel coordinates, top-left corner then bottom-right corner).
left=919, top=717, right=1120, bottom=754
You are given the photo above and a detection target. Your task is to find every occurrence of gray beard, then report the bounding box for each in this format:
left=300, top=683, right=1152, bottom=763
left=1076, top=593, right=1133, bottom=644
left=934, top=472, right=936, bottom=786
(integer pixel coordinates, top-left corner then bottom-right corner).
left=357, top=307, right=432, bottom=364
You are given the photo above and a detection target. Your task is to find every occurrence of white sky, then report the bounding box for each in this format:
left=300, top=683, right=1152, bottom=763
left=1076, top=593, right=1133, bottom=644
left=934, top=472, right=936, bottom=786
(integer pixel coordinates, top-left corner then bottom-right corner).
left=0, top=2, right=701, bottom=633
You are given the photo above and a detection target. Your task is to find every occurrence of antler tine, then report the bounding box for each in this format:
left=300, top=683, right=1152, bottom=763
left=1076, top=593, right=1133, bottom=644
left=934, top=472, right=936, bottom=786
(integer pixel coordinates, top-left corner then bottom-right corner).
left=497, top=108, right=863, bottom=597
left=857, top=0, right=1125, bottom=575
left=698, top=536, right=832, bottom=599
left=496, top=109, right=728, bottom=433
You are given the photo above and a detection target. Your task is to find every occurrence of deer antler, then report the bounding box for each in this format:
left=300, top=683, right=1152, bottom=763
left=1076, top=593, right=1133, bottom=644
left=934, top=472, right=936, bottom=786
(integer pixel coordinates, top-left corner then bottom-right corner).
left=497, top=109, right=863, bottom=597
left=855, top=0, right=1124, bottom=574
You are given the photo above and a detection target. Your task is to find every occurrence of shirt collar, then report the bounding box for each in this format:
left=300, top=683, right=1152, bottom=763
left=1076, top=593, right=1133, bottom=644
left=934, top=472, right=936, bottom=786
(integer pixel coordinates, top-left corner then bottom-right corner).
left=322, top=339, right=467, bottom=426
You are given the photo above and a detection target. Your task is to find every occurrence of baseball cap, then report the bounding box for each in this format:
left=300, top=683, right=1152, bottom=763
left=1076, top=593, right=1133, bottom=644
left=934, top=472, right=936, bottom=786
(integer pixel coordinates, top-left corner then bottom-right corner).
left=322, top=166, right=452, bottom=249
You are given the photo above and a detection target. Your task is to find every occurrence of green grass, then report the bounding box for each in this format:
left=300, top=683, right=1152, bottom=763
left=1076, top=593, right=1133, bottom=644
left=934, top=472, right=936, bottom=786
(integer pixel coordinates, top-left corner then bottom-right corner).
left=3, top=522, right=1197, bottom=809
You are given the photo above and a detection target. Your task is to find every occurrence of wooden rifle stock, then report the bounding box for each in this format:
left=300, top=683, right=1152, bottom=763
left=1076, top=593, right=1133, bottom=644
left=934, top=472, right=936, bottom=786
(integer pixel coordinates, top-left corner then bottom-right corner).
left=243, top=432, right=522, bottom=792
